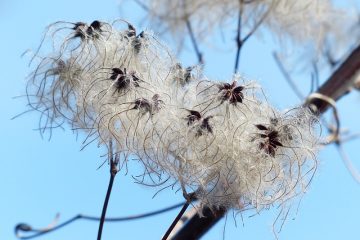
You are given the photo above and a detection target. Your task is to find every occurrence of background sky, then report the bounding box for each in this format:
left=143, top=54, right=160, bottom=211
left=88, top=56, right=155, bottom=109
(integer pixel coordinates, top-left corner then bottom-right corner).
left=1, top=0, right=360, bottom=239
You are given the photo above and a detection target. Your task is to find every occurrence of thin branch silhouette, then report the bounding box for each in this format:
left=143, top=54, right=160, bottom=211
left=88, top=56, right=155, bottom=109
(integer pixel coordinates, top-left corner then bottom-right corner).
left=324, top=119, right=360, bottom=184
left=162, top=192, right=196, bottom=240
left=273, top=51, right=304, bottom=100
left=97, top=142, right=119, bottom=240
left=336, top=142, right=360, bottom=184
left=234, top=0, right=244, bottom=73
left=185, top=19, right=203, bottom=65
left=162, top=201, right=191, bottom=240
left=171, top=205, right=226, bottom=240
left=15, top=202, right=186, bottom=239
left=234, top=0, right=273, bottom=73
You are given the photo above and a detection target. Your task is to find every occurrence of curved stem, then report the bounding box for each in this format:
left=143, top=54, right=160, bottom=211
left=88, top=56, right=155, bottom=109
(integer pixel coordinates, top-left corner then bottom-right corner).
left=15, top=202, right=186, bottom=239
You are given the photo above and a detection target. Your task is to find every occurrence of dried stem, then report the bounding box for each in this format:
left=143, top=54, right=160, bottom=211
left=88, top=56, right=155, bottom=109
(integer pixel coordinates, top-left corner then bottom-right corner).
left=162, top=201, right=191, bottom=240
left=234, top=0, right=244, bottom=73
left=97, top=143, right=119, bottom=240
left=336, top=143, right=360, bottom=184
left=186, top=19, right=203, bottom=64
left=15, top=202, right=186, bottom=239
left=273, top=52, right=304, bottom=100
left=162, top=192, right=196, bottom=240
left=234, top=1, right=273, bottom=73
left=170, top=206, right=226, bottom=240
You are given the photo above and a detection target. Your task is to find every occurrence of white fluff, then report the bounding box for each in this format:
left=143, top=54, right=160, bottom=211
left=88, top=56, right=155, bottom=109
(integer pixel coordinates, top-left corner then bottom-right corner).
left=26, top=19, right=321, bottom=216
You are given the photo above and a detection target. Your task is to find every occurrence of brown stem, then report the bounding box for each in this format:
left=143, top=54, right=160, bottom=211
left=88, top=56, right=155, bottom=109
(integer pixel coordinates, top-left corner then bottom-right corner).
left=306, top=44, right=360, bottom=114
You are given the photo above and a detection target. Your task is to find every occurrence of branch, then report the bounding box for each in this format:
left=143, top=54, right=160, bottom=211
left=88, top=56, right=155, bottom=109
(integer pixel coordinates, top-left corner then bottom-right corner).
left=234, top=1, right=274, bottom=73
left=234, top=1, right=244, bottom=73
left=97, top=143, right=119, bottom=240
left=272, top=52, right=304, bottom=100
left=185, top=19, right=203, bottom=64
left=15, top=202, right=186, bottom=239
left=170, top=43, right=360, bottom=240
left=162, top=201, right=191, bottom=240
left=170, top=206, right=226, bottom=240
left=306, top=44, right=360, bottom=114
left=162, top=192, right=196, bottom=240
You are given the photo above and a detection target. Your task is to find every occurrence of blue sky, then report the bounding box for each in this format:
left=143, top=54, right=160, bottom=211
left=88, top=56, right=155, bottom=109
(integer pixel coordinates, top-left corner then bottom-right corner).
left=1, top=0, right=360, bottom=239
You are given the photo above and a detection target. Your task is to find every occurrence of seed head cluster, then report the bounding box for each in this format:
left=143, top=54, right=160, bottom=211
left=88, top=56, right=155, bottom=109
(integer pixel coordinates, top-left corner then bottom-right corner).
left=25, top=20, right=320, bottom=214
left=139, top=0, right=359, bottom=64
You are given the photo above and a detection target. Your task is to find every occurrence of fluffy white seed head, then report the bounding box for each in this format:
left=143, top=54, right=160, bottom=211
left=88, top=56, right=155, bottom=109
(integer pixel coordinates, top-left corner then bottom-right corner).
left=25, top=19, right=321, bottom=217
left=137, top=0, right=358, bottom=62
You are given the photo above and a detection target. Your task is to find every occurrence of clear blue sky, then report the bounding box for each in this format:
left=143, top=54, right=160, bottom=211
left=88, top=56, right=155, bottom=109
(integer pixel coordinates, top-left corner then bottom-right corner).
left=1, top=0, right=360, bottom=239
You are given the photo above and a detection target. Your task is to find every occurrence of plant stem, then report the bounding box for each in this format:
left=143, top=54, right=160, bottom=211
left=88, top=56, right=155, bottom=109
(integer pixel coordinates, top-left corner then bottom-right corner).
left=162, top=201, right=190, bottom=240
left=97, top=159, right=118, bottom=240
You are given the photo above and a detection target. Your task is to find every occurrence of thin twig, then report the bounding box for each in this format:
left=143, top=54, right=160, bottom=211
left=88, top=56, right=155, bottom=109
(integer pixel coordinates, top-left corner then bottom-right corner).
left=324, top=120, right=360, bottom=184
left=324, top=40, right=339, bottom=68
left=185, top=19, right=203, bottom=64
left=171, top=206, right=226, bottom=240
left=133, top=0, right=150, bottom=12
left=15, top=202, right=186, bottom=239
left=162, top=201, right=191, bottom=240
left=97, top=143, right=119, bottom=240
left=234, top=1, right=274, bottom=73
left=234, top=0, right=244, bottom=73
left=162, top=192, right=196, bottom=240
left=336, top=143, right=360, bottom=184
left=310, top=61, right=320, bottom=94
left=181, top=0, right=203, bottom=65
left=342, top=133, right=360, bottom=142
left=273, top=52, right=304, bottom=100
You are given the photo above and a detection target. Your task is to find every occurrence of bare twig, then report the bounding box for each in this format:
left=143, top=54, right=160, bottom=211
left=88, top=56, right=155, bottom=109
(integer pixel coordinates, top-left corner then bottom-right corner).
left=185, top=19, right=203, bottom=64
left=336, top=143, right=360, bottom=184
left=323, top=40, right=340, bottom=68
left=167, top=206, right=198, bottom=239
left=234, top=1, right=244, bottom=73
left=170, top=206, right=226, bottom=240
left=133, top=0, right=149, bottom=11
left=15, top=202, right=186, bottom=239
left=97, top=142, right=119, bottom=240
left=234, top=1, right=274, bottom=73
left=311, top=61, right=320, bottom=92
left=324, top=121, right=360, bottom=184
left=162, top=192, right=196, bottom=240
left=162, top=201, right=191, bottom=240
left=180, top=0, right=203, bottom=64
left=273, top=52, right=304, bottom=100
